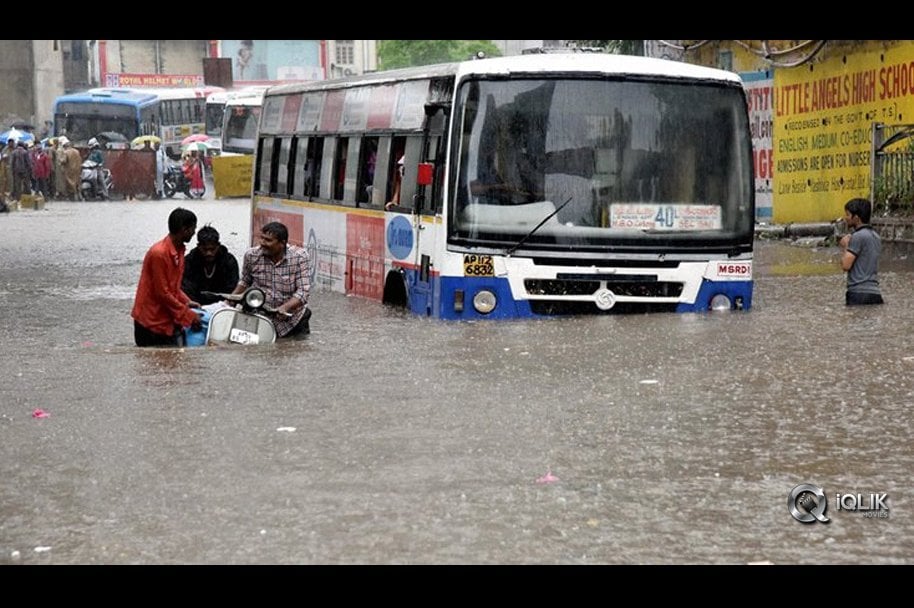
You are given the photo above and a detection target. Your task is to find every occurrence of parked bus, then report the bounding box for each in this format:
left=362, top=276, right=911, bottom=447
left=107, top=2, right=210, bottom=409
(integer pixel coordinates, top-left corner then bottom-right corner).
left=140, top=86, right=223, bottom=157
left=252, top=54, right=755, bottom=319
left=206, top=86, right=268, bottom=155
left=52, top=88, right=160, bottom=146
left=54, top=86, right=222, bottom=157
left=205, top=90, right=235, bottom=154
left=221, top=88, right=265, bottom=155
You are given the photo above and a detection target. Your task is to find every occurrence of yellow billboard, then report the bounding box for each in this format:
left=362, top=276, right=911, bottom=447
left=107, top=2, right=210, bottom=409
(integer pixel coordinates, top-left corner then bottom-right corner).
left=773, top=41, right=914, bottom=222
left=212, top=154, right=254, bottom=199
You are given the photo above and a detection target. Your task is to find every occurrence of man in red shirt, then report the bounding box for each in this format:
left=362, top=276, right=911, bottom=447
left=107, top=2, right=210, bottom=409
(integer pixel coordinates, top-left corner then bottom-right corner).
left=131, top=207, right=203, bottom=346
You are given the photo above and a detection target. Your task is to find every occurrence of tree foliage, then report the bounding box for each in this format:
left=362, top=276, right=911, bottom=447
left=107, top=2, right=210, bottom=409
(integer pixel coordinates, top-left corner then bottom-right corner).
left=377, top=40, right=502, bottom=70
left=571, top=40, right=644, bottom=55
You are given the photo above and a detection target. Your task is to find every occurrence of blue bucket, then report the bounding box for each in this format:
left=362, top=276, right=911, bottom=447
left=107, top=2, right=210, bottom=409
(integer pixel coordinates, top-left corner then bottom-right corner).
left=185, top=308, right=212, bottom=347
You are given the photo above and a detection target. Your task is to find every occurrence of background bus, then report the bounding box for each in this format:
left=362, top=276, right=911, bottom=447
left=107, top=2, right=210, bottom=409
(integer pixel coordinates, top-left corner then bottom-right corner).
left=139, top=86, right=223, bottom=157
left=252, top=54, right=755, bottom=319
left=206, top=86, right=268, bottom=155
left=54, top=86, right=223, bottom=157
left=53, top=88, right=160, bottom=147
left=221, top=88, right=265, bottom=155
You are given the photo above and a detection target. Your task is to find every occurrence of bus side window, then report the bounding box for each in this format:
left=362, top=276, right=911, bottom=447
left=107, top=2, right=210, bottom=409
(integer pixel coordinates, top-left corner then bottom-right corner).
left=287, top=136, right=298, bottom=197
left=292, top=136, right=309, bottom=199
left=386, top=136, right=406, bottom=206
left=270, top=138, right=283, bottom=195
left=343, top=136, right=362, bottom=205
left=356, top=136, right=379, bottom=207
left=307, top=137, right=324, bottom=199
left=255, top=136, right=272, bottom=193
left=373, top=136, right=392, bottom=207
left=277, top=137, right=293, bottom=196
left=333, top=137, right=348, bottom=201
left=399, top=136, right=424, bottom=211
left=319, top=137, right=337, bottom=200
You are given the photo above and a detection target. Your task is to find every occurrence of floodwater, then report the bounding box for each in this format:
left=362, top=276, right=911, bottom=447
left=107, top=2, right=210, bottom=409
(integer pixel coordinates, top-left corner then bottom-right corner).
left=1, top=201, right=913, bottom=564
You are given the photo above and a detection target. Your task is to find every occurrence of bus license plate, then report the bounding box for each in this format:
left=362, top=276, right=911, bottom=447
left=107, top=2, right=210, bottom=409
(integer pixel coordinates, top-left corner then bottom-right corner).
left=464, top=254, right=494, bottom=277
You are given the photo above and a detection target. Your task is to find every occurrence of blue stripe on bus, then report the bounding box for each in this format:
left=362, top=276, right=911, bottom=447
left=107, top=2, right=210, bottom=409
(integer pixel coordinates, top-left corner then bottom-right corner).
left=400, top=269, right=754, bottom=318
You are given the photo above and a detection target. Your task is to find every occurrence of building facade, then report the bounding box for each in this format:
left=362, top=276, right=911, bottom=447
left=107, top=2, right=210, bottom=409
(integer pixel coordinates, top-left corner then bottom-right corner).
left=645, top=40, right=914, bottom=223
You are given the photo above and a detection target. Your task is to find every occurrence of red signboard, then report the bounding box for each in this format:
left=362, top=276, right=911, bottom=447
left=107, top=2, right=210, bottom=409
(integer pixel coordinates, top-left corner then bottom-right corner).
left=345, top=215, right=384, bottom=300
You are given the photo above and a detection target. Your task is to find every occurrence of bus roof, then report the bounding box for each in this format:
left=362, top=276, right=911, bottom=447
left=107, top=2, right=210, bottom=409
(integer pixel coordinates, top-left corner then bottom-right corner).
left=56, top=88, right=159, bottom=106
left=209, top=86, right=268, bottom=105
left=265, top=53, right=741, bottom=98
left=224, top=89, right=265, bottom=107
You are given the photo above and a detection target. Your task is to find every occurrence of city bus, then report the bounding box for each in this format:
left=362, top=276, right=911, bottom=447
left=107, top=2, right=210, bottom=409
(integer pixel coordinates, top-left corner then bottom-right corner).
left=252, top=54, right=755, bottom=319
left=221, top=88, right=265, bottom=155
left=54, top=86, right=222, bottom=157
left=140, top=86, right=224, bottom=156
left=52, top=88, right=160, bottom=146
left=206, top=86, right=268, bottom=155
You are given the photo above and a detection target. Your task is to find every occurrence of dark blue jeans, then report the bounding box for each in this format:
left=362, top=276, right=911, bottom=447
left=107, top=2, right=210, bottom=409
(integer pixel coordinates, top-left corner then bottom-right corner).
left=846, top=291, right=884, bottom=306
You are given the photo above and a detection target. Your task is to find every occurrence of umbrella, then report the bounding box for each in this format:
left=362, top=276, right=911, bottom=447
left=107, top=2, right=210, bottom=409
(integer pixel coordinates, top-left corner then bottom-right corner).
left=131, top=135, right=162, bottom=149
left=96, top=131, right=129, bottom=144
left=0, top=128, right=35, bottom=145
left=181, top=134, right=211, bottom=146
left=182, top=141, right=211, bottom=154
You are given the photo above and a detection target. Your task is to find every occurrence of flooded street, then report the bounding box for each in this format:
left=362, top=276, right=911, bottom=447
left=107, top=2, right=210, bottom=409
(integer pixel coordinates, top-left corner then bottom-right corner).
left=2, top=200, right=913, bottom=564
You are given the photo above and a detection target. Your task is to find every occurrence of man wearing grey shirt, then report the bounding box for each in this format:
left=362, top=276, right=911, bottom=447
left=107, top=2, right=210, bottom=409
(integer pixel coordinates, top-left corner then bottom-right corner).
left=839, top=197, right=884, bottom=306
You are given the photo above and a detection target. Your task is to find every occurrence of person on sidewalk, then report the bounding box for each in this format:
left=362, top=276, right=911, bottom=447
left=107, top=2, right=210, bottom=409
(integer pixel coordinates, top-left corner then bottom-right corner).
left=839, top=197, right=884, bottom=306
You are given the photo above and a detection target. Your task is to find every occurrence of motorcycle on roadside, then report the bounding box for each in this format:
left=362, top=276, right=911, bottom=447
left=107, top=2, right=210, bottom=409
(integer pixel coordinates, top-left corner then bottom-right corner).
left=79, top=160, right=113, bottom=201
left=163, top=162, right=205, bottom=199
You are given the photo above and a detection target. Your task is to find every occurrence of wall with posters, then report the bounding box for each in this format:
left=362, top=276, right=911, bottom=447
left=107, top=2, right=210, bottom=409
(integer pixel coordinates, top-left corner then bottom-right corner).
left=222, top=40, right=322, bottom=83
left=649, top=40, right=914, bottom=223
left=742, top=70, right=774, bottom=221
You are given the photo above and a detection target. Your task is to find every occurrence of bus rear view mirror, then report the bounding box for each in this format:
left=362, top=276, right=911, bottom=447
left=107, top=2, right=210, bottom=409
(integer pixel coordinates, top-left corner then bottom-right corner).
left=417, top=162, right=434, bottom=186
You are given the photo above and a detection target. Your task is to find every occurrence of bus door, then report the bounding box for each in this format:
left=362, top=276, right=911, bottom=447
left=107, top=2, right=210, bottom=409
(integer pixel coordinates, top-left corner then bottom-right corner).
left=406, top=103, right=450, bottom=316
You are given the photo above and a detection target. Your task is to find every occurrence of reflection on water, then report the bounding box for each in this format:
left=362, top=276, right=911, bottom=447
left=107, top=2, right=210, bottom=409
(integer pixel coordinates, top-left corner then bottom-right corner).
left=1, top=203, right=913, bottom=564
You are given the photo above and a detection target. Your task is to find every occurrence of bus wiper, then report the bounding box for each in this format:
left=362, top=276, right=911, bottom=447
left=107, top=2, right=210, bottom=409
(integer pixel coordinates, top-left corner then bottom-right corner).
left=505, top=195, right=573, bottom=257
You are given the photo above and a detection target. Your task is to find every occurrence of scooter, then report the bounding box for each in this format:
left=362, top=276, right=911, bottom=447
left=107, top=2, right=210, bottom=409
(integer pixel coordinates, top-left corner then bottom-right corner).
left=79, top=160, right=112, bottom=201
left=163, top=162, right=204, bottom=199
left=193, top=287, right=290, bottom=345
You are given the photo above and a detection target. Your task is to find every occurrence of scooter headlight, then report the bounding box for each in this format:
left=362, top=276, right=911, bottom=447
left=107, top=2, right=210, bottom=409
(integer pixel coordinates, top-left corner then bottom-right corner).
left=244, top=287, right=266, bottom=309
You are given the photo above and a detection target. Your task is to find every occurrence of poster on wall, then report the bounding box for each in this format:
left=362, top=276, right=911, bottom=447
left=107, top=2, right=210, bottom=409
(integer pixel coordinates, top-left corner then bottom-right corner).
left=741, top=71, right=774, bottom=221
left=772, top=41, right=914, bottom=223
left=222, top=40, right=323, bottom=83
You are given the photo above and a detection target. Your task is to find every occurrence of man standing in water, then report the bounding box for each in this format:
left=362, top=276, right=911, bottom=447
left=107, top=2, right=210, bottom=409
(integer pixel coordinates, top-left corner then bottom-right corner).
left=132, top=207, right=203, bottom=346
left=182, top=224, right=240, bottom=305
left=839, top=197, right=884, bottom=306
left=231, top=221, right=311, bottom=337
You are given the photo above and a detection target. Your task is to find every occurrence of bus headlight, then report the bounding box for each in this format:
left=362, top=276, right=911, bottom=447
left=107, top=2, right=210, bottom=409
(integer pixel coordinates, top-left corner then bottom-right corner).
left=709, top=294, right=731, bottom=311
left=472, top=290, right=497, bottom=314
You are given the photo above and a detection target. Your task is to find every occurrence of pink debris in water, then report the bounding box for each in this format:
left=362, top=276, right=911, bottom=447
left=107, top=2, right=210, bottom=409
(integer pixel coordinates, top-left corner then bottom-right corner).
left=32, top=409, right=50, bottom=419
left=81, top=341, right=95, bottom=347
left=536, top=471, right=559, bottom=484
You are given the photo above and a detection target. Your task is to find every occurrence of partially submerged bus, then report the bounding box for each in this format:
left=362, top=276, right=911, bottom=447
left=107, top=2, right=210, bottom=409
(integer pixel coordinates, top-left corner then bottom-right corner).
left=252, top=54, right=755, bottom=319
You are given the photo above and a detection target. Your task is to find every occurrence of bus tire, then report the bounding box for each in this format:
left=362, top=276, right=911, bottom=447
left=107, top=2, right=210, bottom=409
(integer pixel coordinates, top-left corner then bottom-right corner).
left=382, top=270, right=408, bottom=308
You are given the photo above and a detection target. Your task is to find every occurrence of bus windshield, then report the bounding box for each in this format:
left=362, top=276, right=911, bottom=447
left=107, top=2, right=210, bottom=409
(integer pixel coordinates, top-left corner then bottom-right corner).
left=451, top=77, right=753, bottom=252
left=223, top=105, right=262, bottom=154
left=54, top=102, right=142, bottom=144
left=205, top=103, right=225, bottom=139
